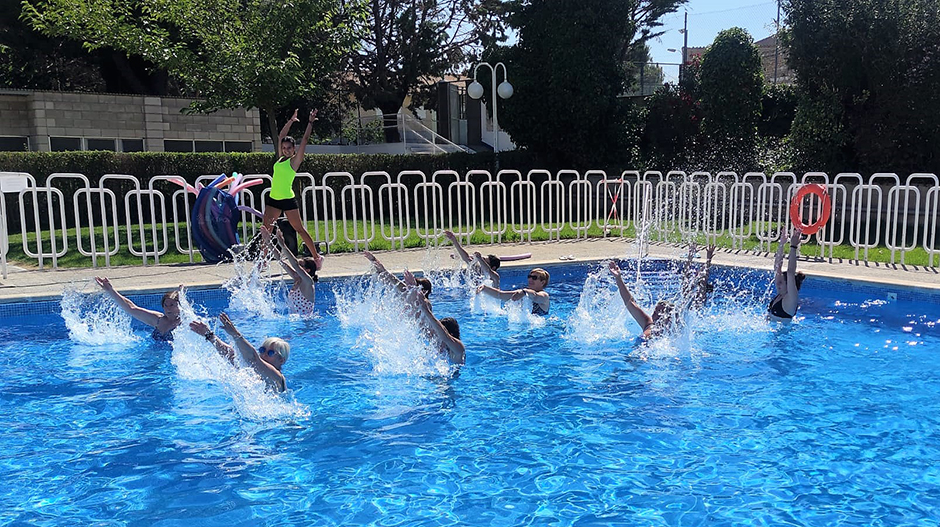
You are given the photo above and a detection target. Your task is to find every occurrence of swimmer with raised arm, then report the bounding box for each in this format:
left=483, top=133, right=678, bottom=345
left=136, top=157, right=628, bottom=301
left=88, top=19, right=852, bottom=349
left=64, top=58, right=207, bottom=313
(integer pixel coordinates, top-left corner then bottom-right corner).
left=608, top=261, right=678, bottom=339
left=477, top=267, right=550, bottom=315
left=404, top=279, right=465, bottom=366
left=363, top=250, right=432, bottom=299
left=443, top=230, right=501, bottom=287
left=95, top=277, right=182, bottom=341
left=262, top=108, right=323, bottom=266
left=189, top=313, right=289, bottom=392
left=681, top=243, right=716, bottom=310
left=263, top=226, right=318, bottom=315
left=768, top=227, right=806, bottom=320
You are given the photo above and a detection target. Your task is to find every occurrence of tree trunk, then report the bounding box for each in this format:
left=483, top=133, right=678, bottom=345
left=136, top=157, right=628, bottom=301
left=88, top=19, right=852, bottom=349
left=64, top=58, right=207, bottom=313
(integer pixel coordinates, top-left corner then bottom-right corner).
left=379, top=102, right=402, bottom=143
left=266, top=106, right=279, bottom=151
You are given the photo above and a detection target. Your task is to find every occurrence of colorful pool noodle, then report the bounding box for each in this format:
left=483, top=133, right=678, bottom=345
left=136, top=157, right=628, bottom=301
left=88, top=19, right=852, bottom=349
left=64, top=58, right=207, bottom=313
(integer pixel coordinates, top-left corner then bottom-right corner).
left=498, top=253, right=532, bottom=261
left=168, top=177, right=198, bottom=195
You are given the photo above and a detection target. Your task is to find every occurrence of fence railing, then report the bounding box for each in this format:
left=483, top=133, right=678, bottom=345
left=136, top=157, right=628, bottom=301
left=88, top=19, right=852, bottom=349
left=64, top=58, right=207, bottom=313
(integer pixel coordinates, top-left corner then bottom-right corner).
left=2, top=170, right=939, bottom=278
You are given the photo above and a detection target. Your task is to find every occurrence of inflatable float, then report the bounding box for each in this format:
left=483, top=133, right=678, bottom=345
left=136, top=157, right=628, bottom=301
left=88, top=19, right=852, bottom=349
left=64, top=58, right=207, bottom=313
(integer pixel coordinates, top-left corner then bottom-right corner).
left=170, top=173, right=264, bottom=263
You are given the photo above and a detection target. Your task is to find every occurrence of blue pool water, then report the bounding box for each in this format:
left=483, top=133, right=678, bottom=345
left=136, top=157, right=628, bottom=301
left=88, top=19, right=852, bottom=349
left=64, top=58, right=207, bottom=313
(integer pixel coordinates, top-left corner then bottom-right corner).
left=1, top=260, right=939, bottom=526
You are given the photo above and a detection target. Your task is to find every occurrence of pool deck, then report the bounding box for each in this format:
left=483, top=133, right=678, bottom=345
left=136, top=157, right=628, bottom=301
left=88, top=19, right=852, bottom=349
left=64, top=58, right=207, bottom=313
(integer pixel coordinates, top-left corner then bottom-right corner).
left=1, top=238, right=939, bottom=303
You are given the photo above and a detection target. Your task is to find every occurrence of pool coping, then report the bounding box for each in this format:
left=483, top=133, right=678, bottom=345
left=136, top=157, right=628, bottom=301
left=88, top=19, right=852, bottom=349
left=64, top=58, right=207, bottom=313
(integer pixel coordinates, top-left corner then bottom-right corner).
left=1, top=238, right=939, bottom=305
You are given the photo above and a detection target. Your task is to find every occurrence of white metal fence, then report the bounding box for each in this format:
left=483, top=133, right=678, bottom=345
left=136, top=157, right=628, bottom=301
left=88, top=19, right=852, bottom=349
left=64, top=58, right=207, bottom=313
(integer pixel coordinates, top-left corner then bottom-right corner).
left=2, top=170, right=939, bottom=278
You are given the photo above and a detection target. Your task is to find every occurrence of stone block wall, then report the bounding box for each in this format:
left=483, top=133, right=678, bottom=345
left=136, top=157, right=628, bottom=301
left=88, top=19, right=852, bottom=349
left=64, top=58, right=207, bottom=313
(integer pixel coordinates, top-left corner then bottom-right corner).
left=0, top=90, right=261, bottom=152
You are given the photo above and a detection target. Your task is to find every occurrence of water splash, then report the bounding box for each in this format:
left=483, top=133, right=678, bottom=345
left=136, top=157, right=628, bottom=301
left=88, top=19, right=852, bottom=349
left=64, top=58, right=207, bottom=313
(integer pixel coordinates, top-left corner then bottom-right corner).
left=170, top=292, right=308, bottom=421
left=566, top=264, right=630, bottom=344
left=334, top=275, right=452, bottom=377
left=60, top=285, right=139, bottom=345
left=222, top=253, right=282, bottom=319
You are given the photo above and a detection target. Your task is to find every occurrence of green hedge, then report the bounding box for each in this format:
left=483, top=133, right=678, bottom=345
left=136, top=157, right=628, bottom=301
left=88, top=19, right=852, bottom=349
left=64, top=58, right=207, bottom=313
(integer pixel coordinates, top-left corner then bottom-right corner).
left=0, top=150, right=551, bottom=185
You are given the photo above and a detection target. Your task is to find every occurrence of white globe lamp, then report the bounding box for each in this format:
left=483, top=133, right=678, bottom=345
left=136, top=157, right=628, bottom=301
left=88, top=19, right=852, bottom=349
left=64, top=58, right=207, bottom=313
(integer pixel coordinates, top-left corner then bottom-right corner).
left=467, top=81, right=484, bottom=100
left=497, top=81, right=514, bottom=99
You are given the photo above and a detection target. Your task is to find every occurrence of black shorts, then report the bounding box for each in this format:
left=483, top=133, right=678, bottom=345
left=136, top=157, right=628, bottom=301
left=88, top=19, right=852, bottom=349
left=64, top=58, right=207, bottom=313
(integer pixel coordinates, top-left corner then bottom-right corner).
left=265, top=195, right=298, bottom=211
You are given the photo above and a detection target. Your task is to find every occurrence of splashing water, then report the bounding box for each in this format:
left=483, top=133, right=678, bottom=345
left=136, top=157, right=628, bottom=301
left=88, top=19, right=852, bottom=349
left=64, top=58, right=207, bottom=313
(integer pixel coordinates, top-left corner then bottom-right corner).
left=60, top=286, right=139, bottom=345
left=334, top=275, right=452, bottom=377
left=170, top=292, right=308, bottom=421
left=223, top=254, right=282, bottom=319
left=566, top=263, right=630, bottom=344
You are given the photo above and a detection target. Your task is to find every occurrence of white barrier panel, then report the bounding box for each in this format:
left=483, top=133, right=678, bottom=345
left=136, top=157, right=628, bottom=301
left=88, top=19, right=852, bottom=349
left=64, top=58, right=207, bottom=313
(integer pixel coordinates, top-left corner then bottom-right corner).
left=0, top=169, right=936, bottom=270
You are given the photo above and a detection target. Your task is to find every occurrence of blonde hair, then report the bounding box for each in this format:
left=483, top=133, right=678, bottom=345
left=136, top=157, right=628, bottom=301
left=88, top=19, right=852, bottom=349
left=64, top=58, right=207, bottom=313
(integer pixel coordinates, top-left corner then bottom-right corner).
left=530, top=268, right=550, bottom=286
left=261, top=337, right=290, bottom=363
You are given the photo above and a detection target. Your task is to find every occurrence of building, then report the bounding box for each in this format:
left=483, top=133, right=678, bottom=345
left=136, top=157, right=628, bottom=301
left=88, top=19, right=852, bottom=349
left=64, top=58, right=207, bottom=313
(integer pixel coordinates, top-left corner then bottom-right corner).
left=685, top=34, right=792, bottom=85
left=0, top=90, right=262, bottom=152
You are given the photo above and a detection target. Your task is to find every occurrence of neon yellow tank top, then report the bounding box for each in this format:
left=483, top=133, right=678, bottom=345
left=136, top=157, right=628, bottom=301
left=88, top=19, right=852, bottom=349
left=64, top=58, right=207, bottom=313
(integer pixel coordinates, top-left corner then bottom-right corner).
left=271, top=157, right=296, bottom=200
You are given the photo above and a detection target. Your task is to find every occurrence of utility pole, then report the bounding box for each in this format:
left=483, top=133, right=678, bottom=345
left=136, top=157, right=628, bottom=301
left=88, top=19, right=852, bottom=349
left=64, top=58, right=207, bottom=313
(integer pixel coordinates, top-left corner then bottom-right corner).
left=680, top=11, right=688, bottom=82
left=773, top=0, right=780, bottom=84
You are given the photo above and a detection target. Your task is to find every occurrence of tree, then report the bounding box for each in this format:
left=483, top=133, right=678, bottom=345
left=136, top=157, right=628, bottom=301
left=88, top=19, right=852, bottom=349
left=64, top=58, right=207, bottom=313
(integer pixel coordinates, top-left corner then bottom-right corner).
left=494, top=0, right=686, bottom=166
left=24, top=0, right=364, bottom=139
left=698, top=27, right=764, bottom=170
left=0, top=0, right=104, bottom=91
left=348, top=0, right=503, bottom=142
left=783, top=0, right=940, bottom=174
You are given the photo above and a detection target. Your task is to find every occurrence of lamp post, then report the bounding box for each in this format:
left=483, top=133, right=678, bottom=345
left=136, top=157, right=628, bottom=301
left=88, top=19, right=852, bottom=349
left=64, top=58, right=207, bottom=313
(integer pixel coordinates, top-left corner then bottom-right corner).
left=467, top=62, right=513, bottom=153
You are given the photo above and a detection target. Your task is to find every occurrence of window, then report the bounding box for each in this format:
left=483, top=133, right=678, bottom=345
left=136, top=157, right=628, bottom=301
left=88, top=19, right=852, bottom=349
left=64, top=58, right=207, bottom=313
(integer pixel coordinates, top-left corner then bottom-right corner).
left=194, top=140, right=224, bottom=153
left=224, top=141, right=252, bottom=152
left=0, top=136, right=29, bottom=152
left=121, top=139, right=144, bottom=152
left=164, top=140, right=194, bottom=152
left=50, top=137, right=82, bottom=151
left=86, top=138, right=117, bottom=151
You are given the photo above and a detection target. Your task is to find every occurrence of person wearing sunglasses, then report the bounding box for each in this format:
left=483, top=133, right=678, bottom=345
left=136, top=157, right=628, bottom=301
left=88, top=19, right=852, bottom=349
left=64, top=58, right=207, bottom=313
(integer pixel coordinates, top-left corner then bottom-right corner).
left=189, top=313, right=289, bottom=392
left=95, top=277, right=182, bottom=342
left=443, top=230, right=501, bottom=288
left=476, top=267, right=550, bottom=315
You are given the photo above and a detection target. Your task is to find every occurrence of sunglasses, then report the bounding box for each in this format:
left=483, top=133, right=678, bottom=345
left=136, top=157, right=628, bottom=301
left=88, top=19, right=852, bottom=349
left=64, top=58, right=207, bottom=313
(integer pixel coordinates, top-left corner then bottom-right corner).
left=259, top=346, right=279, bottom=359
left=528, top=274, right=542, bottom=280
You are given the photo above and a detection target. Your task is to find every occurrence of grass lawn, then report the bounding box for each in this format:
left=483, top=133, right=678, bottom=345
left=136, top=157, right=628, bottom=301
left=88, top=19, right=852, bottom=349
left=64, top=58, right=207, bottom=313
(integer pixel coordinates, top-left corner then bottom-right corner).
left=3, top=220, right=937, bottom=268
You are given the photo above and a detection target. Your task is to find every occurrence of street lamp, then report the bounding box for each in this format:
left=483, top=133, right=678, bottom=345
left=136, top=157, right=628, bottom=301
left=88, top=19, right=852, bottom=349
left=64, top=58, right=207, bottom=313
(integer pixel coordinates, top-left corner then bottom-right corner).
left=467, top=62, right=513, bottom=153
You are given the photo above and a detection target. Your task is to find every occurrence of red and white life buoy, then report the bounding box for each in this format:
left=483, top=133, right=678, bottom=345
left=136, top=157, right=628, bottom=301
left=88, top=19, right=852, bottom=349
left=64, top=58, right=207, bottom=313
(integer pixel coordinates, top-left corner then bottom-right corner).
left=789, top=184, right=832, bottom=235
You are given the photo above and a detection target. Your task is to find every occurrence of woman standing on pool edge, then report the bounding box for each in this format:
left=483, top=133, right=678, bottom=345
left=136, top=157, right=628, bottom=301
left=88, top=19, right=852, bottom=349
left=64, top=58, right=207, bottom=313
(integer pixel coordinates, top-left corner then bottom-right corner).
left=263, top=108, right=323, bottom=267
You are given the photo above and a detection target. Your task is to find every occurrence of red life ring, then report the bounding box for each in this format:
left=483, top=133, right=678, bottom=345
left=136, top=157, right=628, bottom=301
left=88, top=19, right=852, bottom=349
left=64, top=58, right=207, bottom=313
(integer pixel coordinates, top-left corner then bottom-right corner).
left=789, top=184, right=832, bottom=235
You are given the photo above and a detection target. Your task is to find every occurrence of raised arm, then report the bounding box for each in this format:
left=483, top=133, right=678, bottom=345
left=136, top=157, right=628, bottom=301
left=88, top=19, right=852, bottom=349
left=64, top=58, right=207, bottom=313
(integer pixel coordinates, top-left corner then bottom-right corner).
left=218, top=313, right=286, bottom=392
left=783, top=228, right=802, bottom=314
left=608, top=262, right=653, bottom=334
left=189, top=320, right=236, bottom=363
left=277, top=109, right=299, bottom=157
left=409, top=290, right=465, bottom=365
left=291, top=109, right=317, bottom=170
left=95, top=276, right=163, bottom=328
left=472, top=251, right=500, bottom=286
left=444, top=230, right=473, bottom=265
left=774, top=228, right=788, bottom=295
left=275, top=230, right=313, bottom=286
left=363, top=250, right=408, bottom=293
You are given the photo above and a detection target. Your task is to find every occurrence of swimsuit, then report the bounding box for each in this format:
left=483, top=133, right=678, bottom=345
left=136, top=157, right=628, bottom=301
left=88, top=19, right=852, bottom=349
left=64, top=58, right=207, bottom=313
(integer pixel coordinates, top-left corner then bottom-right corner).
left=287, top=287, right=315, bottom=316
left=151, top=326, right=174, bottom=342
left=768, top=296, right=794, bottom=319
left=531, top=303, right=549, bottom=316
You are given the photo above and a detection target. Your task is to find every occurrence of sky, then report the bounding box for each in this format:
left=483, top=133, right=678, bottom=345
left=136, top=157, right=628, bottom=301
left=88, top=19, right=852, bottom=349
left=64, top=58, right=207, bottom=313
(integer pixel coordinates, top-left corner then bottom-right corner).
left=648, top=0, right=783, bottom=83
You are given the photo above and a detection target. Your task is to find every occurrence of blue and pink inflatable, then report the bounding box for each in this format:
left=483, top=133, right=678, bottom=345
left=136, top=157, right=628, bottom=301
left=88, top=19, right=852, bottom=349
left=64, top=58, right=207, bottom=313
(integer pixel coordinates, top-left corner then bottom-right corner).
left=171, top=173, right=264, bottom=263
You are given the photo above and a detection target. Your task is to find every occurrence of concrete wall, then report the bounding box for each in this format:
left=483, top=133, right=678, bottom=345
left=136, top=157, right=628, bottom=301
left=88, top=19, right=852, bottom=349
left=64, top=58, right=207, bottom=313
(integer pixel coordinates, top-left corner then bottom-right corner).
left=0, top=90, right=261, bottom=152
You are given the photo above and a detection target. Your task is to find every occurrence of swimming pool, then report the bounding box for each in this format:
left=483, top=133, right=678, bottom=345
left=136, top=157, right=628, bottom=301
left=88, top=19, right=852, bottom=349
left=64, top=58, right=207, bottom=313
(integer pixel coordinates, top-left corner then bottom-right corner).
left=1, top=260, right=939, bottom=526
